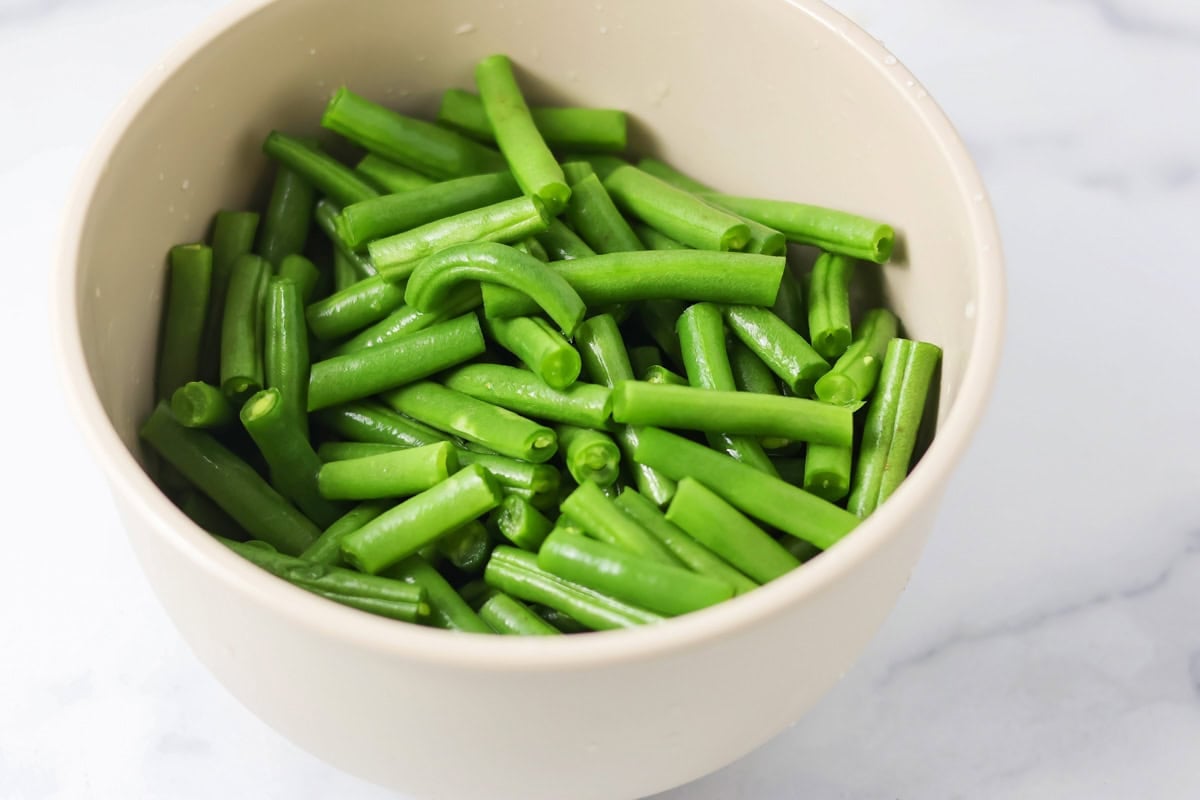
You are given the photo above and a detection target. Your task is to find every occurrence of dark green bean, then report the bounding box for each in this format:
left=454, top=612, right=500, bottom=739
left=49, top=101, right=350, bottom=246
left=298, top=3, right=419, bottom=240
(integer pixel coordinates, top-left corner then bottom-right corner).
left=628, top=345, right=663, bottom=377
left=442, top=363, right=612, bottom=429
left=638, top=299, right=686, bottom=369
left=814, top=308, right=900, bottom=406
left=317, top=442, right=401, bottom=461
left=354, top=153, right=435, bottom=193
left=171, top=381, right=235, bottom=428
left=438, top=88, right=627, bottom=153
left=200, top=211, right=259, bottom=383
left=178, top=490, right=246, bottom=540
left=276, top=254, right=321, bottom=305
left=300, top=501, right=390, bottom=565
left=529, top=604, right=589, bottom=633
left=219, top=253, right=270, bottom=404
left=332, top=248, right=359, bottom=293
left=157, top=244, right=212, bottom=401
left=263, top=277, right=310, bottom=438
left=312, top=401, right=448, bottom=449
left=382, top=555, right=493, bottom=633
left=259, top=166, right=314, bottom=267
left=808, top=252, right=856, bottom=359
left=314, top=199, right=377, bottom=279
left=722, top=304, right=830, bottom=397
left=262, top=131, right=379, bottom=207
left=557, top=425, right=621, bottom=488
left=317, top=442, right=457, bottom=500
left=483, top=314, right=581, bottom=390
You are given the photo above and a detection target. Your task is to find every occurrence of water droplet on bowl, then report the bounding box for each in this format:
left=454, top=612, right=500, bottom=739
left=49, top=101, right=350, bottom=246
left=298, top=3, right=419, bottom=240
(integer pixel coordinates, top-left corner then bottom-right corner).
left=964, top=301, right=976, bottom=319
left=416, top=54, right=427, bottom=62
left=94, top=287, right=102, bottom=298
left=181, top=179, right=190, bottom=190
left=599, top=25, right=608, bottom=34
left=972, top=192, right=984, bottom=203
left=584, top=741, right=599, bottom=754
left=905, top=79, right=914, bottom=87
left=157, top=172, right=164, bottom=182
left=455, top=22, right=476, bottom=35
left=309, top=47, right=317, bottom=56
left=883, top=54, right=897, bottom=66
left=916, top=89, right=927, bottom=99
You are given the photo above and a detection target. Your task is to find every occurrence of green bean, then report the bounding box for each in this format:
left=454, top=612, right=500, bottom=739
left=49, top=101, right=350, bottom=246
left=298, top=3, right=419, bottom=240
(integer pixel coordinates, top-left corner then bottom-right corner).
left=484, top=546, right=662, bottom=631
left=170, top=381, right=235, bottom=429
left=722, top=305, right=830, bottom=397
left=317, top=442, right=400, bottom=461
left=200, top=211, right=259, bottom=383
left=491, top=493, right=555, bottom=551
left=475, top=55, right=570, bottom=214
left=613, top=489, right=758, bottom=595
left=514, top=235, right=549, bottom=262
left=632, top=222, right=688, bottom=251
left=443, top=363, right=612, bottom=429
left=381, top=555, right=493, bottom=633
left=140, top=403, right=319, bottom=555
left=631, top=157, right=711, bottom=194
left=814, top=308, right=900, bottom=406
left=642, top=365, right=687, bottom=386
left=222, top=538, right=428, bottom=622
left=300, top=501, right=390, bottom=565
left=676, top=302, right=777, bottom=476
left=263, top=277, right=310, bottom=439
left=262, top=131, right=379, bottom=207
left=219, top=253, right=270, bottom=404
left=560, top=482, right=679, bottom=566
left=773, top=269, right=807, bottom=336
left=405, top=242, right=584, bottom=335
left=276, top=254, right=320, bottom=305
left=317, top=442, right=457, bottom=500
left=354, top=153, right=436, bottom=193
left=156, top=244, right=212, bottom=401
left=557, top=425, right=621, bottom=488
left=483, top=315, right=581, bottom=390
left=847, top=339, right=941, bottom=517
left=456, top=449, right=561, bottom=494
left=604, top=165, right=750, bottom=251
left=178, top=490, right=246, bottom=540
left=729, top=339, right=789, bottom=449
left=575, top=314, right=675, bottom=506
left=338, top=171, right=520, bottom=249
left=571, top=154, right=629, bottom=181
left=613, top=382, right=853, bottom=447
left=771, top=456, right=806, bottom=486
left=529, top=604, right=589, bottom=633
left=314, top=199, right=377, bottom=279
left=240, top=389, right=344, bottom=528
left=808, top=252, right=856, bottom=359
left=782, top=537, right=824, bottom=563
left=638, top=299, right=686, bottom=369
left=634, top=427, right=860, bottom=549
left=702, top=193, right=895, bottom=263
left=383, top=381, right=557, bottom=463
left=340, top=464, right=503, bottom=574
left=438, top=88, right=627, bottom=153
left=307, top=314, right=485, bottom=411
left=435, top=520, right=493, bottom=574
left=563, top=170, right=644, bottom=254
left=481, top=250, right=785, bottom=317
left=328, top=286, right=481, bottom=358
left=477, top=592, right=561, bottom=635
left=539, top=529, right=732, bottom=617
left=535, top=217, right=596, bottom=261
left=305, top=274, right=406, bottom=342
left=502, top=484, right=560, bottom=512
left=322, top=87, right=506, bottom=180
left=665, top=478, right=801, bottom=583
left=803, top=443, right=852, bottom=502
left=368, top=195, right=549, bottom=278
left=312, top=402, right=448, bottom=449
left=628, top=345, right=663, bottom=377
left=258, top=166, right=314, bottom=267
left=333, top=248, right=359, bottom=293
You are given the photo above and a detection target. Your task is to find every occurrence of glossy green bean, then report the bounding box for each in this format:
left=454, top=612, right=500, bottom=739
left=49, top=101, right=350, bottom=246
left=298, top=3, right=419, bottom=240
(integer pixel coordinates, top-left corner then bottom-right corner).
left=262, top=131, right=379, bottom=207
left=557, top=425, right=621, bottom=488
left=328, top=285, right=481, bottom=358
left=258, top=166, right=314, bottom=267
left=535, top=217, right=596, bottom=261
left=456, top=449, right=561, bottom=494
left=632, top=222, right=688, bottom=251
left=628, top=345, right=663, bottom=377
left=563, top=169, right=644, bottom=254
left=638, top=299, right=686, bottom=369
left=307, top=314, right=485, bottom=410
left=219, top=253, right=269, bottom=404
left=814, top=308, right=900, bottom=406
left=491, top=493, right=555, bottom=551
left=276, top=254, right=321, bottom=305
left=438, top=88, right=627, bottom=153
left=200, top=211, right=259, bottom=383
left=300, top=501, right=390, bottom=565
left=443, top=363, right=612, bottom=429
left=317, top=442, right=456, bottom=500
left=382, top=555, right=493, bottom=633
left=604, top=165, right=750, bottom=251
left=178, top=490, right=246, bottom=540
left=263, top=277, right=310, bottom=438
left=170, top=381, right=235, bottom=428
left=803, top=443, right=853, bottom=502
left=642, top=365, right=687, bottom=386
left=311, top=402, right=448, bottom=449
left=354, top=153, right=436, bottom=193
left=478, top=592, right=561, bottom=635
left=305, top=274, right=406, bottom=342
left=317, top=442, right=401, bottom=461
left=559, top=481, right=679, bottom=566
left=333, top=249, right=359, bottom=293
left=722, top=305, right=830, bottom=397
left=808, top=252, right=856, bottom=359
left=483, top=314, right=581, bottom=390
left=435, top=520, right=493, bottom=574
left=314, top=199, right=376, bottom=279
left=157, top=244, right=212, bottom=401
left=773, top=269, right=807, bottom=335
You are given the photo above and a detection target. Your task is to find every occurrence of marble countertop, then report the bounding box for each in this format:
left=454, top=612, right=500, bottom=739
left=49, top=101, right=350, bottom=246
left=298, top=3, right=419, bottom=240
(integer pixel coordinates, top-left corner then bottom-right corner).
left=4, top=0, right=1199, bottom=797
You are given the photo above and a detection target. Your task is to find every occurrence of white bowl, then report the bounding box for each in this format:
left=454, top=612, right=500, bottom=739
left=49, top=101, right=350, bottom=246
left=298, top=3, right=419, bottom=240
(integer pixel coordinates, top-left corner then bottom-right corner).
left=53, top=1, right=1004, bottom=797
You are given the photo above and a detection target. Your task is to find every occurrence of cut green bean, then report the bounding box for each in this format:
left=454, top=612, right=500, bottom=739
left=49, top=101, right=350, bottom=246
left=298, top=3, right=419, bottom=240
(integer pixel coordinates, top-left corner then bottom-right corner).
left=808, top=252, right=856, bottom=359
left=307, top=314, right=485, bottom=410
left=383, top=381, right=557, bottom=463
left=140, top=403, right=319, bottom=555
left=170, top=381, right=235, bottom=428
left=484, top=546, right=662, bottom=631
left=263, top=277, right=310, bottom=438
left=814, top=308, right=900, bottom=406
left=443, top=363, right=612, bottom=429
left=632, top=157, right=712, bottom=194
left=703, top=193, right=895, bottom=263
left=368, top=195, right=549, bottom=278
left=642, top=365, right=687, bottom=386
left=847, top=338, right=941, bottom=517
left=539, top=530, right=732, bottom=617
left=560, top=481, right=679, bottom=566
left=317, top=442, right=401, bottom=461
left=492, top=493, right=555, bottom=551
left=354, top=153, right=436, bottom=193
left=604, top=165, right=750, bottom=251
left=628, top=345, right=663, bottom=377
left=722, top=305, right=830, bottom=397
left=478, top=591, right=561, bottom=635
left=241, top=388, right=344, bottom=528
left=503, top=484, right=560, bottom=512
left=481, top=250, right=785, bottom=317
left=638, top=299, right=686, bottom=369
left=803, top=443, right=853, bottom=502
left=179, top=490, right=246, bottom=540
left=317, top=442, right=457, bottom=500
left=665, top=478, right=801, bottom=583
left=516, top=234, right=549, bottom=263
left=219, top=253, right=270, bottom=404
left=773, top=269, right=807, bottom=336
left=314, top=198, right=377, bottom=279
left=322, top=87, right=506, bottom=180
left=782, top=536, right=824, bottom=563
left=312, top=402, right=448, bottom=449
left=305, top=274, right=406, bottom=342
left=405, top=241, right=584, bottom=335
left=614, top=489, right=758, bottom=595
left=557, top=425, right=621, bottom=488
left=382, top=555, right=493, bottom=633
left=729, top=340, right=781, bottom=396
left=333, top=248, right=359, bottom=293
left=200, top=211, right=259, bottom=383
left=328, top=285, right=481, bottom=358
left=576, top=314, right=675, bottom=506
left=632, top=222, right=688, bottom=251
left=456, top=449, right=561, bottom=494
left=222, top=538, right=428, bottom=622
left=438, top=88, right=627, bottom=153
left=535, top=217, right=596, bottom=261
left=435, top=520, right=493, bottom=574
left=771, top=456, right=807, bottom=486
left=634, top=427, right=860, bottom=549
left=613, top=382, right=853, bottom=447
left=340, top=464, right=503, bottom=574
left=338, top=171, right=520, bottom=249
left=529, top=604, right=589, bottom=633
left=157, top=244, right=212, bottom=401
left=483, top=314, right=581, bottom=390
left=276, top=254, right=320, bottom=305
left=475, top=54, right=570, bottom=214
left=300, top=501, right=390, bottom=565
left=563, top=168, right=644, bottom=254
left=676, top=302, right=778, bottom=476
left=572, top=154, right=629, bottom=181
left=262, top=131, right=379, bottom=207
left=259, top=166, right=314, bottom=267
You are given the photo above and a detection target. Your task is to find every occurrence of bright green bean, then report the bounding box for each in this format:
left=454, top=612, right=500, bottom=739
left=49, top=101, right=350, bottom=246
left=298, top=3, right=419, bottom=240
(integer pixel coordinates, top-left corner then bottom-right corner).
left=438, top=88, right=627, bottom=153
left=491, top=493, right=555, bottom=551
left=262, top=131, right=379, bottom=207
left=435, top=520, right=493, bottom=574
left=456, top=449, right=561, bottom=494
left=311, top=402, right=448, bottom=449
left=722, top=305, right=830, bottom=397
left=563, top=169, right=644, bottom=254
left=808, top=252, right=856, bottom=359
left=317, top=442, right=401, bottom=461
left=382, top=555, right=493, bottom=633
left=773, top=269, right=807, bottom=335
left=305, top=274, right=406, bottom=342
left=443, top=363, right=612, bottom=429
left=560, top=482, right=679, bottom=566
left=814, top=308, right=900, bottom=406
left=314, top=199, right=377, bottom=279
left=643, top=365, right=687, bottom=386
left=354, top=153, right=436, bottom=193
left=632, top=222, right=688, bottom=251
left=535, top=217, right=596, bottom=261
left=483, top=314, right=581, bottom=390
left=803, top=443, right=853, bottom=502
left=200, top=211, right=259, bottom=384
left=557, top=425, right=621, bottom=488
left=170, top=381, right=235, bottom=429
left=156, top=244, right=212, bottom=402
left=300, top=501, right=390, bottom=565
left=219, top=253, right=269, bottom=404
left=604, top=165, right=750, bottom=251
left=317, top=442, right=457, bottom=500
left=328, top=285, right=481, bottom=358
left=478, top=592, right=561, bottom=635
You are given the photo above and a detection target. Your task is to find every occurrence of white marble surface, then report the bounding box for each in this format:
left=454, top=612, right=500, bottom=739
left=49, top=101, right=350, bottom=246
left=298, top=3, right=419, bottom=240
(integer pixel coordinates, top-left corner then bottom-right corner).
left=4, top=0, right=1199, bottom=797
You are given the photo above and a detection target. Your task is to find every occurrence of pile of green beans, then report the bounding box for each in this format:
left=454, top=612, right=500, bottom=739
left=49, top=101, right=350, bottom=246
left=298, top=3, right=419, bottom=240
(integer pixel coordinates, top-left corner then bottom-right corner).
left=141, top=54, right=942, bottom=635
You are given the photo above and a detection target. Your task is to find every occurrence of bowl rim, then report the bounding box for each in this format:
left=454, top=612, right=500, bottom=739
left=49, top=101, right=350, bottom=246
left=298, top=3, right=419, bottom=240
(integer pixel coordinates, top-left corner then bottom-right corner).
left=52, top=0, right=1005, bottom=671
